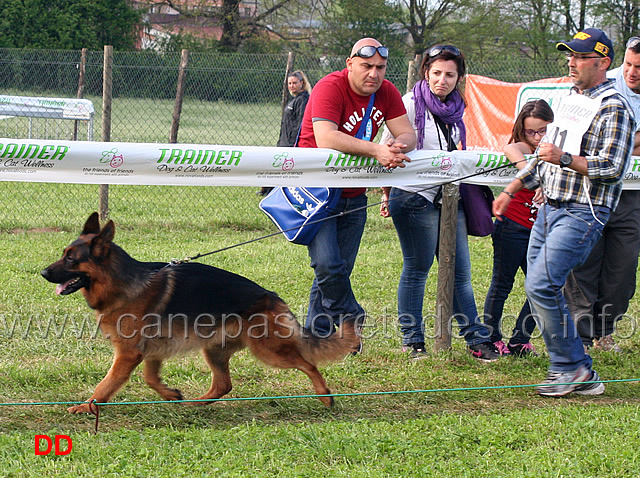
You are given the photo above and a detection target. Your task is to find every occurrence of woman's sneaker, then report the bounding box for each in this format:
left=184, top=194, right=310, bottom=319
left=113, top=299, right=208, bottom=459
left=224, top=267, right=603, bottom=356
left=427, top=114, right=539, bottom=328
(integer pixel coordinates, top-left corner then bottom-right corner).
left=507, top=342, right=537, bottom=357
left=403, top=342, right=428, bottom=360
left=468, top=342, right=500, bottom=362
left=493, top=340, right=511, bottom=356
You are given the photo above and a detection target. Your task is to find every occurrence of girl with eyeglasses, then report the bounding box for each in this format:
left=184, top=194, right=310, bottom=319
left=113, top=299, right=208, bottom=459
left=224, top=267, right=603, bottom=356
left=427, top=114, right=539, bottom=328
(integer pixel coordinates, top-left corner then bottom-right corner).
left=483, top=99, right=554, bottom=356
left=380, top=44, right=500, bottom=361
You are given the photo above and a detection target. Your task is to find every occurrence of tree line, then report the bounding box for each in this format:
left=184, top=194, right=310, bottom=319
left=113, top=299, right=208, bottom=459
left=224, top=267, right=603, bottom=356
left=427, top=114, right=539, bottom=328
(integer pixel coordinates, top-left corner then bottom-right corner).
left=0, top=0, right=637, bottom=61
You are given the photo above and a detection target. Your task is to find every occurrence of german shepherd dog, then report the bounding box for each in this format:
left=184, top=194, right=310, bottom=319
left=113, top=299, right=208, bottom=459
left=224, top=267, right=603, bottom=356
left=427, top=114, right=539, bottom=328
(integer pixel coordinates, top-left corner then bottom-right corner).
left=41, top=213, right=359, bottom=413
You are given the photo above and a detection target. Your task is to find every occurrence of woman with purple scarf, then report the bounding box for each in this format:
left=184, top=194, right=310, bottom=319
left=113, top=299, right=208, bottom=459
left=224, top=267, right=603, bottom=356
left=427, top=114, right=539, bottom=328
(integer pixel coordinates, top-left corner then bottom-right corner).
left=380, top=45, right=499, bottom=361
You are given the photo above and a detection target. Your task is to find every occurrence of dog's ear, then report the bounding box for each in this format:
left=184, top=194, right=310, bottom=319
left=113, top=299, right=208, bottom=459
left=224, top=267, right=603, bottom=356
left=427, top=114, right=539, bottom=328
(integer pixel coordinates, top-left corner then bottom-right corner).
left=90, top=220, right=115, bottom=259
left=99, top=220, right=116, bottom=243
left=82, top=212, right=101, bottom=235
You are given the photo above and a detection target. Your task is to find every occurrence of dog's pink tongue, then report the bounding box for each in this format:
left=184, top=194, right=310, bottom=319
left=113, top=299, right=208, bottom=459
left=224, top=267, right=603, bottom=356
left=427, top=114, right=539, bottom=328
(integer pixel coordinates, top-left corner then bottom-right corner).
left=55, top=282, right=69, bottom=295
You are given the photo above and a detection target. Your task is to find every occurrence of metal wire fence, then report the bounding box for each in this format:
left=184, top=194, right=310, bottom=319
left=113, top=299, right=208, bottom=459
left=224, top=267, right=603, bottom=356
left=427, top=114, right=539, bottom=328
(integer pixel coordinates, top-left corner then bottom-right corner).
left=0, top=48, right=566, bottom=231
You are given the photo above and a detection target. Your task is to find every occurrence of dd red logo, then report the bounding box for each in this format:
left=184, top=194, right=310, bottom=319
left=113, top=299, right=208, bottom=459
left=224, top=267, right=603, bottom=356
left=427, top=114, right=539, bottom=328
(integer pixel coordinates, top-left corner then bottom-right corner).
left=35, top=435, right=72, bottom=456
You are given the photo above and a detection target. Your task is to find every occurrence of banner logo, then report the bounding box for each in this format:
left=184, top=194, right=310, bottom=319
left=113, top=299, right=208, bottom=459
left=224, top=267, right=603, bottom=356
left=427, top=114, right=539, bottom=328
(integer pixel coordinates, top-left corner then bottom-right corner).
left=100, top=148, right=125, bottom=168
left=273, top=152, right=295, bottom=171
left=431, top=153, right=453, bottom=171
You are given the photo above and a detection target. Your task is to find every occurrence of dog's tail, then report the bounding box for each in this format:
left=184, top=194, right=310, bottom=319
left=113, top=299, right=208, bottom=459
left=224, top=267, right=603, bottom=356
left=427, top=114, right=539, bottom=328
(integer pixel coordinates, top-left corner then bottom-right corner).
left=275, top=296, right=361, bottom=365
left=246, top=293, right=361, bottom=366
left=298, top=317, right=361, bottom=365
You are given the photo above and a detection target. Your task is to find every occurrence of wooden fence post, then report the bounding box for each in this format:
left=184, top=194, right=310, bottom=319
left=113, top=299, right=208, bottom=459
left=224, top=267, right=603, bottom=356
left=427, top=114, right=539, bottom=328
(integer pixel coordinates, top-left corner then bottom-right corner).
left=281, top=52, right=295, bottom=116
left=169, top=49, right=190, bottom=143
left=72, top=48, right=87, bottom=141
left=434, top=183, right=459, bottom=352
left=100, top=45, right=113, bottom=221
left=405, top=51, right=457, bottom=352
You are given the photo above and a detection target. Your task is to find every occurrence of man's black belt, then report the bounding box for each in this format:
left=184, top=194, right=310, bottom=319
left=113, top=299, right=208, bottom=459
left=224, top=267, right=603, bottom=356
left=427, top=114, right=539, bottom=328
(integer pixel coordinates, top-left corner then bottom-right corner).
left=545, top=198, right=584, bottom=208
left=545, top=198, right=609, bottom=211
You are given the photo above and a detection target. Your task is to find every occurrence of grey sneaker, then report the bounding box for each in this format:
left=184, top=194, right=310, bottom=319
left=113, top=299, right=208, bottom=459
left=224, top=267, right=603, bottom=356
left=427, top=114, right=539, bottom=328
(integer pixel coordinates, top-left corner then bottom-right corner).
left=536, top=366, right=591, bottom=397
left=593, top=335, right=622, bottom=353
left=403, top=342, right=428, bottom=360
left=573, top=370, right=605, bottom=396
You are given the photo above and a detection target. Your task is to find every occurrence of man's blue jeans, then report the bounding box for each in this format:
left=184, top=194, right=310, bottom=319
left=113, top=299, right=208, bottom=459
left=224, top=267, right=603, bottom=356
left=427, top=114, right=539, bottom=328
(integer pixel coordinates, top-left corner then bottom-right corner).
left=483, top=216, right=536, bottom=345
left=565, top=190, right=640, bottom=346
left=305, top=193, right=367, bottom=337
left=526, top=203, right=610, bottom=372
left=388, top=188, right=490, bottom=346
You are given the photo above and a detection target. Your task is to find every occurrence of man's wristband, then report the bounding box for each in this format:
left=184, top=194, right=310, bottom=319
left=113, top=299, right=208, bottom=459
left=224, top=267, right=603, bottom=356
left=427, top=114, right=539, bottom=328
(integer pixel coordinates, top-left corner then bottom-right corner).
left=501, top=190, right=516, bottom=199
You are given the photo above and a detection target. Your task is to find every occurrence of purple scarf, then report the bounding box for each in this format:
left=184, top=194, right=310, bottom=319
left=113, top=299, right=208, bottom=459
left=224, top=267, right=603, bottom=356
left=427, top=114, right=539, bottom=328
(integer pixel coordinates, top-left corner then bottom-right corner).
left=412, top=79, right=466, bottom=150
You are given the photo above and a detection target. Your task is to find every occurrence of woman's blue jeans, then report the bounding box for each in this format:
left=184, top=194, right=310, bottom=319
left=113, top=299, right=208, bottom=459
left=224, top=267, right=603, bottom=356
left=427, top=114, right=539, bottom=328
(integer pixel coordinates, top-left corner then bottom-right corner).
left=483, top=217, right=536, bottom=344
left=388, top=187, right=490, bottom=346
left=305, top=194, right=367, bottom=337
left=526, top=203, right=610, bottom=372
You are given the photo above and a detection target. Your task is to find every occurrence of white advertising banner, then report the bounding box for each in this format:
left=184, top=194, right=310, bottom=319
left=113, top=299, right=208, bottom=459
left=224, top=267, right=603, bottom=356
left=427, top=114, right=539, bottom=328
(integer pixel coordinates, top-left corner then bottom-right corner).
left=1, top=138, right=639, bottom=189
left=0, top=95, right=94, bottom=120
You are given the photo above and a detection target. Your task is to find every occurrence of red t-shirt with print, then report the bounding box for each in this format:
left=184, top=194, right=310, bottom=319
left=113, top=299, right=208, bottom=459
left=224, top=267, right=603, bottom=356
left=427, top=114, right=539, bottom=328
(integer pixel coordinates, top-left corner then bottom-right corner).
left=504, top=188, right=538, bottom=229
left=297, top=69, right=407, bottom=197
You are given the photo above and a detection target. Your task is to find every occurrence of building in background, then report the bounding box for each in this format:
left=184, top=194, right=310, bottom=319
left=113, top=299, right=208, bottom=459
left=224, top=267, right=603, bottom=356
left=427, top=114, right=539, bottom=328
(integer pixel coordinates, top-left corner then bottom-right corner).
left=131, top=0, right=258, bottom=50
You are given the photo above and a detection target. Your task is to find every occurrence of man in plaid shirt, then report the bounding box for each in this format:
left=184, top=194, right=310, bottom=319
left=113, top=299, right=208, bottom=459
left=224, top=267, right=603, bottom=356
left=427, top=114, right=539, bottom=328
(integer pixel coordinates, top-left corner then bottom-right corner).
left=494, top=28, right=635, bottom=397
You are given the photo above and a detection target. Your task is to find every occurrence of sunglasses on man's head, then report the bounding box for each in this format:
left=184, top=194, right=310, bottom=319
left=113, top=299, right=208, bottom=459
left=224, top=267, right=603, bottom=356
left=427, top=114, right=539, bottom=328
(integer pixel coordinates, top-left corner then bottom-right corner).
left=627, top=37, right=640, bottom=49
left=351, top=45, right=389, bottom=59
left=428, top=45, right=461, bottom=58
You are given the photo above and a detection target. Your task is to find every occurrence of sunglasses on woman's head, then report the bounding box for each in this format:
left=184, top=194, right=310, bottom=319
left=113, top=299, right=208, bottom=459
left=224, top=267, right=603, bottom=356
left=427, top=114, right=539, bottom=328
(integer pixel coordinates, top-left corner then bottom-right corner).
left=351, top=45, right=389, bottom=59
left=627, top=37, right=640, bottom=49
left=428, top=45, right=461, bottom=58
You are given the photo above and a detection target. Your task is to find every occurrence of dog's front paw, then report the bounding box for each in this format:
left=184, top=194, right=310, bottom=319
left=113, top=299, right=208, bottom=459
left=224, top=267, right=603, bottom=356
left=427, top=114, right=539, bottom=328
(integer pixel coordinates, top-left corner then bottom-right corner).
left=67, top=402, right=95, bottom=414
left=158, top=387, right=183, bottom=402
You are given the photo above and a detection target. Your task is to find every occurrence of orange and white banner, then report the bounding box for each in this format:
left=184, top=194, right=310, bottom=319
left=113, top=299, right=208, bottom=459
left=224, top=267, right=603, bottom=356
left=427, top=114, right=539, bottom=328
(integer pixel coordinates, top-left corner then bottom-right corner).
left=464, top=74, right=573, bottom=151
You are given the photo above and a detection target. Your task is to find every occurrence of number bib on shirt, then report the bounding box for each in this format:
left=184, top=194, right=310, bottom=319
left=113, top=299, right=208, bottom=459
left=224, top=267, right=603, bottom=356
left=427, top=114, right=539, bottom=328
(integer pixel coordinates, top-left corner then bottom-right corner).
left=545, top=89, right=616, bottom=154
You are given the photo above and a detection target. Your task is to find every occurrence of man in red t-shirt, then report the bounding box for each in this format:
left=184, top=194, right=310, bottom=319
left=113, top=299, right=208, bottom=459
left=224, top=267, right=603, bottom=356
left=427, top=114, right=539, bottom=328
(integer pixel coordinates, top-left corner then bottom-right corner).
left=298, top=37, right=416, bottom=340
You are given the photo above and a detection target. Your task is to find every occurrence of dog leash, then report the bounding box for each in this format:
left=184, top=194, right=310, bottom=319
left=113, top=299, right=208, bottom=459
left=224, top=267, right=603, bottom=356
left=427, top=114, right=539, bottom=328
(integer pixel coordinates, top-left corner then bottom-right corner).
left=170, top=157, right=531, bottom=264
left=88, top=399, right=100, bottom=434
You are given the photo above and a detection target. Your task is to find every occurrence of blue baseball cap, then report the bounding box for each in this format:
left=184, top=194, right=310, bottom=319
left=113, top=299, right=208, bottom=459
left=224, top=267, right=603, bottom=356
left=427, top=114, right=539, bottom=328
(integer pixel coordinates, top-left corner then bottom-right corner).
left=556, top=28, right=614, bottom=61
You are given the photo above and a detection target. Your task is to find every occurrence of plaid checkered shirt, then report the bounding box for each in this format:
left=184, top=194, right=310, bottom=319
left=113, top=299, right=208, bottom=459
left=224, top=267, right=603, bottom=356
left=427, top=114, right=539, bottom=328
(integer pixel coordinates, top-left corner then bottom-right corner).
left=516, top=79, right=635, bottom=211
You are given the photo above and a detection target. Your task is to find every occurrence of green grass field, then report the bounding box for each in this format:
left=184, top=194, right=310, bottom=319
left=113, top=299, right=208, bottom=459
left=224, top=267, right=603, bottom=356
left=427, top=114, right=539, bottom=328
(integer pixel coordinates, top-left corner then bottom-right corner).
left=1, top=96, right=639, bottom=475
left=1, top=186, right=640, bottom=476
left=0, top=93, right=282, bottom=146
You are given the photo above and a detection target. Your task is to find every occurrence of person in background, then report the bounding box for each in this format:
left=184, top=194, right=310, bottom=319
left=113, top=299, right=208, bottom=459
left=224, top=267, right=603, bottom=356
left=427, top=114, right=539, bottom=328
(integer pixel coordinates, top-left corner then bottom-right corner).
left=565, top=36, right=640, bottom=352
left=380, top=44, right=500, bottom=361
left=483, top=100, right=553, bottom=357
left=297, top=37, right=416, bottom=340
left=494, top=28, right=634, bottom=396
left=258, top=70, right=313, bottom=197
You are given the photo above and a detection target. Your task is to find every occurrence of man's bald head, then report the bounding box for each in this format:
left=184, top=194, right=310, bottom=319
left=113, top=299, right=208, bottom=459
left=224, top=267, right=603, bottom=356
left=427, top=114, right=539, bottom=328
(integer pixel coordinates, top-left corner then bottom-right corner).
left=350, top=38, right=382, bottom=57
